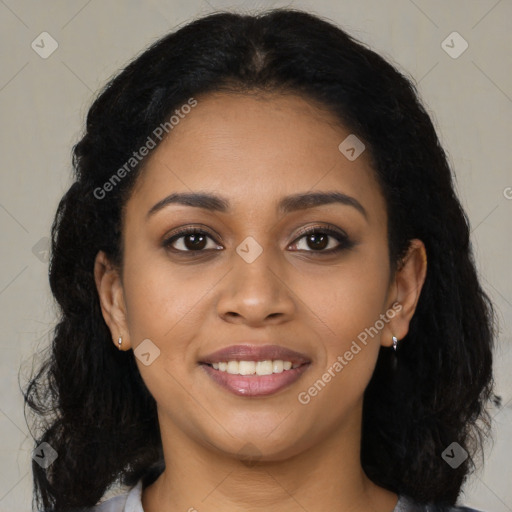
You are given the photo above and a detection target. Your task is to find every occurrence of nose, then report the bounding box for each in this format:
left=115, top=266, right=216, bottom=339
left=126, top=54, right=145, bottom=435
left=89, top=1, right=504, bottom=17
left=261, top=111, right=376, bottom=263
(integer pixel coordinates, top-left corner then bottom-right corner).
left=215, top=247, right=296, bottom=327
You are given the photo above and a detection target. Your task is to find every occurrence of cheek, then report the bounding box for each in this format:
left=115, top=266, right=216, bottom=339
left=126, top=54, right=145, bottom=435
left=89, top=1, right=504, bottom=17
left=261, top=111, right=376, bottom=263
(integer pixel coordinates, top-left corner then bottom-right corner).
left=120, top=255, right=206, bottom=409
left=121, top=245, right=212, bottom=343
left=291, top=246, right=389, bottom=401
left=292, top=245, right=390, bottom=343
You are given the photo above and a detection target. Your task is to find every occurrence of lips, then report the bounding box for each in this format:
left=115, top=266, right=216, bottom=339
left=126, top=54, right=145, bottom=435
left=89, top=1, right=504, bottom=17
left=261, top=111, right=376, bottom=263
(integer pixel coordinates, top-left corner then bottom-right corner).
left=198, top=344, right=311, bottom=397
left=198, top=344, right=311, bottom=365
left=201, top=362, right=310, bottom=397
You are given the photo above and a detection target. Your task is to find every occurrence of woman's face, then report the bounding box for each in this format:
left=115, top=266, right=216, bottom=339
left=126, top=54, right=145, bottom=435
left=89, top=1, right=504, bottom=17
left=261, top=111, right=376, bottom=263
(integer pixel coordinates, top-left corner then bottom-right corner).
left=97, top=91, right=422, bottom=461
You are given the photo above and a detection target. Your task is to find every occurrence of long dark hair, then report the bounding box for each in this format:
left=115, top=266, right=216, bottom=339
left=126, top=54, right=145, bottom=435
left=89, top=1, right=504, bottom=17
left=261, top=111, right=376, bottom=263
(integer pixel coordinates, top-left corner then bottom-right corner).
left=22, top=8, right=496, bottom=511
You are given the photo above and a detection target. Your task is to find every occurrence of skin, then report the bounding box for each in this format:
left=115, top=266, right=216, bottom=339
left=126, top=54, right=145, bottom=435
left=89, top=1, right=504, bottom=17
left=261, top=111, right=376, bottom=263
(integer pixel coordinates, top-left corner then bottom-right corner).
left=94, top=91, right=427, bottom=512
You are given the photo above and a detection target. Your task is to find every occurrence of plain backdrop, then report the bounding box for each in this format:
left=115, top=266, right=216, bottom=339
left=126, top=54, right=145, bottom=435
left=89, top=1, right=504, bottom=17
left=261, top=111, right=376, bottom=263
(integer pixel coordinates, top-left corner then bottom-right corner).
left=0, top=1, right=511, bottom=511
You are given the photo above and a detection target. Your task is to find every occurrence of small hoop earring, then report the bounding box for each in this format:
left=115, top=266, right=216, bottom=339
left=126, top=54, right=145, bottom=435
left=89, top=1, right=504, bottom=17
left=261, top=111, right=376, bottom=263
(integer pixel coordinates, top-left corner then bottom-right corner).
left=118, top=336, right=122, bottom=350
left=392, top=335, right=398, bottom=351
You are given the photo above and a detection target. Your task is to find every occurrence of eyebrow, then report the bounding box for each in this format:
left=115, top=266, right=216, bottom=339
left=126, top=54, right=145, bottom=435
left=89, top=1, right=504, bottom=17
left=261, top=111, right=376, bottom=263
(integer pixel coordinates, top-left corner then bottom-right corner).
left=146, top=190, right=368, bottom=221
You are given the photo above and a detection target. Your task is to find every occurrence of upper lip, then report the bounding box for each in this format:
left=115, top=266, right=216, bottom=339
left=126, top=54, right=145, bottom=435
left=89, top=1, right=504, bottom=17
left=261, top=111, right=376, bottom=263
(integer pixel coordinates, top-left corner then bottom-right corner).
left=199, top=344, right=311, bottom=365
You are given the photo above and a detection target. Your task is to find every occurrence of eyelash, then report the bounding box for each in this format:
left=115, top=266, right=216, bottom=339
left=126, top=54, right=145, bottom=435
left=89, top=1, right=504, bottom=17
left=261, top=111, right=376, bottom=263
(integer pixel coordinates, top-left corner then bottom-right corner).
left=162, top=224, right=355, bottom=255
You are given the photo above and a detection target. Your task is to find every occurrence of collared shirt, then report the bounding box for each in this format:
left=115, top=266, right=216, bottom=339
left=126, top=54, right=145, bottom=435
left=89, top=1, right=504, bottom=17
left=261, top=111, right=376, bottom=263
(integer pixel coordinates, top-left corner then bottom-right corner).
left=87, top=479, right=483, bottom=512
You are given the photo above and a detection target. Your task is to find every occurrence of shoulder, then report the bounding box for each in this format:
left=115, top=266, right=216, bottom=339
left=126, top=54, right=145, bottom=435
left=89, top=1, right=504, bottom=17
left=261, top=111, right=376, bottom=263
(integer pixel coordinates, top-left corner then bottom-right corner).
left=448, top=508, right=484, bottom=512
left=85, top=479, right=143, bottom=512
left=89, top=494, right=127, bottom=512
left=396, top=495, right=485, bottom=512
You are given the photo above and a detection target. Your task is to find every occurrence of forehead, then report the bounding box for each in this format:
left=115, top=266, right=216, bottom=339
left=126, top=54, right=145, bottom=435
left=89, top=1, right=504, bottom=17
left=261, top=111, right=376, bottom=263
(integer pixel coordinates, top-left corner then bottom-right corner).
left=126, top=92, right=386, bottom=224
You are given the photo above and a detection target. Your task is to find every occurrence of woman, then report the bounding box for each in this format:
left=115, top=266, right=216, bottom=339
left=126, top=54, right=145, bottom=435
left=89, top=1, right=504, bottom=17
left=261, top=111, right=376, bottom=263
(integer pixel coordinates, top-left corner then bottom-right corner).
left=23, top=8, right=496, bottom=512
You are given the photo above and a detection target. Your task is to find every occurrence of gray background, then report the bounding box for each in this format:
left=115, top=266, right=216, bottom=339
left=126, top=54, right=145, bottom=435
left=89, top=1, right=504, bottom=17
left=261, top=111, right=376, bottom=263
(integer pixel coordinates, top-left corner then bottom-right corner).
left=0, top=0, right=511, bottom=510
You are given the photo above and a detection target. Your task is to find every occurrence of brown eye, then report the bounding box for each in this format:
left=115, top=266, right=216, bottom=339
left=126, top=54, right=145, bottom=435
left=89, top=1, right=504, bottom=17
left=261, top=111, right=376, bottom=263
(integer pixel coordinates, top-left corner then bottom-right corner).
left=162, top=225, right=354, bottom=256
left=163, top=228, right=222, bottom=253
left=290, top=226, right=354, bottom=254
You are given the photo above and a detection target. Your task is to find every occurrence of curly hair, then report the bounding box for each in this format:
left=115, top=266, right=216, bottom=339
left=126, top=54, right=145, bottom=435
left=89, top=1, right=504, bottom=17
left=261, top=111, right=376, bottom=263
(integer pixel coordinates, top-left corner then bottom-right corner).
left=22, top=8, right=496, bottom=512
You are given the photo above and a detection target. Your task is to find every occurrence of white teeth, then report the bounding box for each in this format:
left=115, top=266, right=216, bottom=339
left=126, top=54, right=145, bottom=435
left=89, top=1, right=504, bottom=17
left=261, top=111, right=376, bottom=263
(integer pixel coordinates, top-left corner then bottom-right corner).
left=227, top=361, right=239, bottom=374
left=272, top=360, right=284, bottom=373
left=208, top=360, right=301, bottom=375
left=239, top=361, right=256, bottom=375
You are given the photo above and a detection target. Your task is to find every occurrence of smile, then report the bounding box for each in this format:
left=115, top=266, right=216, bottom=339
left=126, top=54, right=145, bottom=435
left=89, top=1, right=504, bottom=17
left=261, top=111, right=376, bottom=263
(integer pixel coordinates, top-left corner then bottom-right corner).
left=200, top=361, right=311, bottom=397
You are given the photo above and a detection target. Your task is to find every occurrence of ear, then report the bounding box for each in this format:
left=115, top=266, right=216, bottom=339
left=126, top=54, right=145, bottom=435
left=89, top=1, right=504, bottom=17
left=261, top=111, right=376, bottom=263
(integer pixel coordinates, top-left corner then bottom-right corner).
left=93, top=250, right=131, bottom=351
left=382, top=239, right=427, bottom=347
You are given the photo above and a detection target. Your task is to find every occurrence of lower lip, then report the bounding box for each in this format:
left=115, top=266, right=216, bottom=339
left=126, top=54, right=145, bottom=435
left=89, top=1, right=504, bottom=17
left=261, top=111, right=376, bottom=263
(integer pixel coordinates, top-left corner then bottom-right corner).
left=200, top=363, right=311, bottom=397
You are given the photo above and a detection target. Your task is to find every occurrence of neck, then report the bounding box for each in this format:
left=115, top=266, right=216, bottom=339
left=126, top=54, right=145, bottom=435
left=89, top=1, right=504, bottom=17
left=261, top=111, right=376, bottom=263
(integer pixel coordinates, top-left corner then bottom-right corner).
left=141, top=402, right=398, bottom=512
